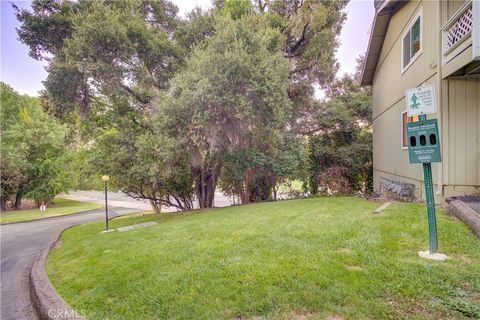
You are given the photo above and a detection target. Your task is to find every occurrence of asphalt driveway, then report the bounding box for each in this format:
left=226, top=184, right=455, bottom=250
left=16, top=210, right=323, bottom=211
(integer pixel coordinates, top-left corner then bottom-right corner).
left=0, top=206, right=140, bottom=320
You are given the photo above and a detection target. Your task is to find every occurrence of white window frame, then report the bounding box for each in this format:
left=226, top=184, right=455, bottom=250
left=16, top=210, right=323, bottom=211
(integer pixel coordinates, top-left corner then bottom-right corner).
left=401, top=8, right=423, bottom=74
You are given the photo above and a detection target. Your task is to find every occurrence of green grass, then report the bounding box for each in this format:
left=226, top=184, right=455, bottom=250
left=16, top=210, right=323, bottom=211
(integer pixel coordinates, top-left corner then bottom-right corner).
left=0, top=198, right=102, bottom=223
left=47, top=197, right=480, bottom=319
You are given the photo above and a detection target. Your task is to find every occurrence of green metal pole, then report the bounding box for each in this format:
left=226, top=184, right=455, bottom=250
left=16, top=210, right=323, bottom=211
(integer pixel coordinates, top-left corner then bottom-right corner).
left=419, top=114, right=438, bottom=253
left=104, top=180, right=109, bottom=231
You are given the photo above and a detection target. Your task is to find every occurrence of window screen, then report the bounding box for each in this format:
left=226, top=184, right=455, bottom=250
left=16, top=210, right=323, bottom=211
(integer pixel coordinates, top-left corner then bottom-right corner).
left=403, top=15, right=421, bottom=69
left=403, top=32, right=411, bottom=67
left=411, top=18, right=421, bottom=55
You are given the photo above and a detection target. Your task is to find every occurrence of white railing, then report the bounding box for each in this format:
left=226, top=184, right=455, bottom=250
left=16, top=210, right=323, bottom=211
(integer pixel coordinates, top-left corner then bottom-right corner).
left=442, top=0, right=473, bottom=55
left=473, top=0, right=480, bottom=59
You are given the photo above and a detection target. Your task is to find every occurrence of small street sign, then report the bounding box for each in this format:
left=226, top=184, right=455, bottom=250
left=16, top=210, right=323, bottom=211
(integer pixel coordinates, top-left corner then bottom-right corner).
left=407, top=119, right=441, bottom=164
left=405, top=84, right=437, bottom=117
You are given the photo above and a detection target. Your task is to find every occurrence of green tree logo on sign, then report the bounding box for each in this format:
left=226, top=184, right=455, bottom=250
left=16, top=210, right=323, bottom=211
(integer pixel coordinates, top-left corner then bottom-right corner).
left=411, top=93, right=420, bottom=109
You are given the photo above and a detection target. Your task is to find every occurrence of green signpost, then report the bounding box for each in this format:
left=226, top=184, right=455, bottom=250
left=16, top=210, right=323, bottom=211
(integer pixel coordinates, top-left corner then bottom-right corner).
left=408, top=115, right=440, bottom=253
left=405, top=85, right=445, bottom=258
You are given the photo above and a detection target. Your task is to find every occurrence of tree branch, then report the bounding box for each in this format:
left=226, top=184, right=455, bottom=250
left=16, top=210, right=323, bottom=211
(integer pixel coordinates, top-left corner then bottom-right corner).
left=284, top=21, right=309, bottom=59
left=120, top=84, right=150, bottom=104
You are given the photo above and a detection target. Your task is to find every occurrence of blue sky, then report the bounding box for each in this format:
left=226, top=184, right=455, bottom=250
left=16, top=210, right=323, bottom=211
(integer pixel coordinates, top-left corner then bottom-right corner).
left=0, top=0, right=374, bottom=96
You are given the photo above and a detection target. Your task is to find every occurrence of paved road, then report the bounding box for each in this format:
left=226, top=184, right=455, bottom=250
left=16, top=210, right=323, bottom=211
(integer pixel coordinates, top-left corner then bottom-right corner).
left=61, top=190, right=234, bottom=211
left=0, top=206, right=140, bottom=320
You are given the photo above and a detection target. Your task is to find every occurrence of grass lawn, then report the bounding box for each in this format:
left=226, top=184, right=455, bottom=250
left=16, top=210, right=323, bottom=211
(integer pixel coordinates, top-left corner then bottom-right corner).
left=0, top=198, right=102, bottom=223
left=48, top=197, right=480, bottom=320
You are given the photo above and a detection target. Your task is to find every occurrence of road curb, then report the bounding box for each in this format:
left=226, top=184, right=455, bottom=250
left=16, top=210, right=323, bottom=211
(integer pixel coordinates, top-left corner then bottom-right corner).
left=1, top=208, right=102, bottom=226
left=30, top=226, right=85, bottom=320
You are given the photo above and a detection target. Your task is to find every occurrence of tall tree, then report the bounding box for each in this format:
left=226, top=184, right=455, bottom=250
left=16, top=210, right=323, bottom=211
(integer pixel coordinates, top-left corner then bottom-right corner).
left=176, top=7, right=216, bottom=54
left=214, top=0, right=349, bottom=199
left=219, top=132, right=304, bottom=203
left=261, top=0, right=347, bottom=85
left=15, top=0, right=181, bottom=117
left=157, top=15, right=291, bottom=208
left=305, top=55, right=373, bottom=195
left=15, top=0, right=191, bottom=211
left=1, top=83, right=74, bottom=209
left=84, top=96, right=195, bottom=211
left=1, top=83, right=29, bottom=210
left=15, top=0, right=349, bottom=209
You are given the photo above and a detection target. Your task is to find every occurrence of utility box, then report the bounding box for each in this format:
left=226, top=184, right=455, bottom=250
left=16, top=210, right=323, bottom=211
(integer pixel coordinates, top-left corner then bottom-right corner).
left=407, top=119, right=441, bottom=164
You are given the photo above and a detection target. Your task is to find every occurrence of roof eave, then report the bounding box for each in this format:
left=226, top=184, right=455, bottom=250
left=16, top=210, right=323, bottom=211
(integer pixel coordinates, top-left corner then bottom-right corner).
left=360, top=1, right=403, bottom=86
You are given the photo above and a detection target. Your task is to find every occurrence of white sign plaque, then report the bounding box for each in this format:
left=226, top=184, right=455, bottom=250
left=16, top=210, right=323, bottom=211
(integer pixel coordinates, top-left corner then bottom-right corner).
left=405, top=84, right=437, bottom=117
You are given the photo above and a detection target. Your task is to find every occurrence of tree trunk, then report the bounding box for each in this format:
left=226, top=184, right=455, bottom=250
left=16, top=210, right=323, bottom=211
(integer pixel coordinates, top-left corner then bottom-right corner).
left=240, top=169, right=253, bottom=204
left=193, top=155, right=222, bottom=209
left=194, top=171, right=218, bottom=208
left=310, top=172, right=319, bottom=195
left=14, top=191, right=22, bottom=210
left=150, top=200, right=161, bottom=214
left=249, top=174, right=274, bottom=202
left=0, top=196, right=6, bottom=212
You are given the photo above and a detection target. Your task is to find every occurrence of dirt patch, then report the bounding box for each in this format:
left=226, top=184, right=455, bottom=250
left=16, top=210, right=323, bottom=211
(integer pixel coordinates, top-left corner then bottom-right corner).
left=236, top=311, right=344, bottom=320
left=279, top=310, right=325, bottom=320
left=385, top=295, right=445, bottom=319
left=456, top=255, right=473, bottom=265
left=345, top=265, right=362, bottom=271
left=470, top=293, right=480, bottom=302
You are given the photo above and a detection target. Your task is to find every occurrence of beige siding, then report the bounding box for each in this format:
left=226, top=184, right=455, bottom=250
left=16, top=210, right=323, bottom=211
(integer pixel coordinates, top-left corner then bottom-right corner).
left=442, top=45, right=473, bottom=77
left=370, top=0, right=479, bottom=201
left=372, top=0, right=441, bottom=195
left=443, top=0, right=467, bottom=24
left=373, top=98, right=435, bottom=181
left=445, top=78, right=480, bottom=186
left=372, top=0, right=440, bottom=120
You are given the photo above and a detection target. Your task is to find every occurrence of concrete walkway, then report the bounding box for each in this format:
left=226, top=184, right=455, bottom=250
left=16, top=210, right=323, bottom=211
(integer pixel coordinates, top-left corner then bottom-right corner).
left=0, top=207, right=140, bottom=320
left=116, top=221, right=158, bottom=232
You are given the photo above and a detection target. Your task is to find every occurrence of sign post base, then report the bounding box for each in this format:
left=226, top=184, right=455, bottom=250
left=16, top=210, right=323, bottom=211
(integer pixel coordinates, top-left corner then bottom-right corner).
left=418, top=251, right=448, bottom=261
left=101, top=229, right=116, bottom=234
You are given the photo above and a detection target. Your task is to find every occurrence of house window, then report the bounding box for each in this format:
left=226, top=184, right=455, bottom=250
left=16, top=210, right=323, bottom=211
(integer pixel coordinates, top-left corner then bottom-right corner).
left=401, top=111, right=419, bottom=148
left=402, top=11, right=422, bottom=71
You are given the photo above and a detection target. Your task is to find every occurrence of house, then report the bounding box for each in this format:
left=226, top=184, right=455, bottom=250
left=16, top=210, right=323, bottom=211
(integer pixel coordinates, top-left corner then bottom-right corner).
left=361, top=0, right=480, bottom=203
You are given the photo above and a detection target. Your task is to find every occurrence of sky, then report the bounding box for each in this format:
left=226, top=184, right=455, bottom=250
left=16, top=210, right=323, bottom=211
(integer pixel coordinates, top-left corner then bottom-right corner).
left=0, top=0, right=374, bottom=97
